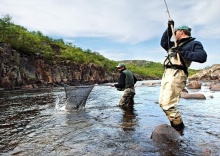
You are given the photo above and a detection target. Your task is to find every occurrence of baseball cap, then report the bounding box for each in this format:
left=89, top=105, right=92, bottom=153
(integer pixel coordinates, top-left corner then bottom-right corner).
left=116, top=63, right=125, bottom=68
left=175, top=25, right=191, bottom=32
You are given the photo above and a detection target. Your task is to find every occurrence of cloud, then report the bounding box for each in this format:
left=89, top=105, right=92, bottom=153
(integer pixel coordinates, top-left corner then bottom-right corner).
left=0, top=0, right=166, bottom=43
left=0, top=0, right=220, bottom=69
left=1, top=0, right=220, bottom=42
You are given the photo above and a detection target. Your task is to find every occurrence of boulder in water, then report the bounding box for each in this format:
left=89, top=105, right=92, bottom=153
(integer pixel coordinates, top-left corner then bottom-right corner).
left=209, top=85, right=220, bottom=91
left=151, top=124, right=181, bottom=143
left=180, top=92, right=206, bottom=99
left=186, top=81, right=202, bottom=89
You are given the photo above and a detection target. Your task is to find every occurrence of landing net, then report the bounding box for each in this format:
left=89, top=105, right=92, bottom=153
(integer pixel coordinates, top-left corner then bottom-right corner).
left=64, top=85, right=94, bottom=110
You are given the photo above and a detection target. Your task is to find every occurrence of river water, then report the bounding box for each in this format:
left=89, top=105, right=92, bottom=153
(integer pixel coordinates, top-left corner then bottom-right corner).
left=0, top=80, right=219, bottom=156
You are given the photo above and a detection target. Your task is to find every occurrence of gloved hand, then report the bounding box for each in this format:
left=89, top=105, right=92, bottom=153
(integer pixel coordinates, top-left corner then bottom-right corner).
left=171, top=46, right=182, bottom=53
left=168, top=50, right=177, bottom=57
left=168, top=46, right=182, bottom=57
left=168, top=20, right=174, bottom=28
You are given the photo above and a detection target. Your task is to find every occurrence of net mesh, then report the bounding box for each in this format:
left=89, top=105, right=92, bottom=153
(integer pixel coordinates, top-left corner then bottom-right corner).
left=64, top=85, right=94, bottom=110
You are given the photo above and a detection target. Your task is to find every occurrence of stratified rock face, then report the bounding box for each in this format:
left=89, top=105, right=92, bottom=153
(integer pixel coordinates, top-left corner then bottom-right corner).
left=0, top=43, right=113, bottom=89
left=189, top=64, right=220, bottom=81
left=151, top=124, right=181, bottom=143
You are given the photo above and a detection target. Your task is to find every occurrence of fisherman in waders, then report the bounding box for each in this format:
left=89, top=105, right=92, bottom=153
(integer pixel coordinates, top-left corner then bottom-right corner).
left=159, top=19, right=207, bottom=135
left=111, top=63, right=137, bottom=108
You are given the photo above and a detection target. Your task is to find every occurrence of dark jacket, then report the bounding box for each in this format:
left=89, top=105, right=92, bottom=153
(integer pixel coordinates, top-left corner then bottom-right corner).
left=114, top=69, right=137, bottom=89
left=161, top=28, right=207, bottom=63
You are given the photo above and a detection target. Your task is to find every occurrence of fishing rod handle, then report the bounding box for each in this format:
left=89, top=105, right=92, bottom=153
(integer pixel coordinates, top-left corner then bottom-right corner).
left=170, top=24, right=181, bottom=65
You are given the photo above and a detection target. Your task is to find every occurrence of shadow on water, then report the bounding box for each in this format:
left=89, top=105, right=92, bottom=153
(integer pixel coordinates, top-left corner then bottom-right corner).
left=0, top=81, right=219, bottom=155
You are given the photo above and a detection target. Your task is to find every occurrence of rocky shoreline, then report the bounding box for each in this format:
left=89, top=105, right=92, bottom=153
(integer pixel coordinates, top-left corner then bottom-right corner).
left=0, top=42, right=152, bottom=90
left=1, top=42, right=220, bottom=91
left=0, top=42, right=117, bottom=90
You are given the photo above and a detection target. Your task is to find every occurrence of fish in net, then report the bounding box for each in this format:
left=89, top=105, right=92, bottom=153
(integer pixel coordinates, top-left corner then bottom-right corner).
left=64, top=85, right=94, bottom=110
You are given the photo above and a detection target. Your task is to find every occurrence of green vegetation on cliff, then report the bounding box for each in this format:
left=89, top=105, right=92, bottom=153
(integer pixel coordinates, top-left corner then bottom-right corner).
left=0, top=14, right=198, bottom=79
left=119, top=60, right=199, bottom=78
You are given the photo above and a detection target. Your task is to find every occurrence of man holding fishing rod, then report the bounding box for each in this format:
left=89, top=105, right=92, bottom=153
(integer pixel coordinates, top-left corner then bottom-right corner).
left=111, top=63, right=137, bottom=108
left=159, top=18, right=207, bottom=135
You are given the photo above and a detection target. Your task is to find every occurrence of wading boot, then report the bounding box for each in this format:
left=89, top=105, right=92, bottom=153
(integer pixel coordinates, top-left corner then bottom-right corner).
left=170, top=122, right=185, bottom=136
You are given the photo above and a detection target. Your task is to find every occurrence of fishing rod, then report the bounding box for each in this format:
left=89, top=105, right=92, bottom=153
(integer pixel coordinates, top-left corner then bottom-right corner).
left=163, top=0, right=181, bottom=65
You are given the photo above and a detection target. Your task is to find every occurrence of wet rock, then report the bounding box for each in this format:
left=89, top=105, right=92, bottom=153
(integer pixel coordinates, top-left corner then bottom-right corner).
left=209, top=84, right=220, bottom=91
left=21, top=85, right=33, bottom=89
left=142, top=81, right=160, bottom=87
left=186, top=81, right=202, bottom=89
left=180, top=92, right=206, bottom=99
left=151, top=124, right=180, bottom=143
left=209, top=95, right=214, bottom=98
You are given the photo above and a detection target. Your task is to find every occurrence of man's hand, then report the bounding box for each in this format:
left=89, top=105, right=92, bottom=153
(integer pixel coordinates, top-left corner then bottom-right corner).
left=168, top=50, right=177, bottom=57
left=169, top=46, right=182, bottom=57
left=171, top=46, right=182, bottom=53
left=168, top=19, right=174, bottom=28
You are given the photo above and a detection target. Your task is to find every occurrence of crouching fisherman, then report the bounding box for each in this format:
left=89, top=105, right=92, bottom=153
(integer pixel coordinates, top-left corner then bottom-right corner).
left=111, top=63, right=137, bottom=108
left=159, top=19, right=207, bottom=134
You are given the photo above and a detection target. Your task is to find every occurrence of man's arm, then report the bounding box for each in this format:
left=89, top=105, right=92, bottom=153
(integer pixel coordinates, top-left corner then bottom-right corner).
left=161, top=28, right=174, bottom=51
left=133, top=75, right=137, bottom=84
left=180, top=41, right=207, bottom=63
left=114, top=73, right=126, bottom=88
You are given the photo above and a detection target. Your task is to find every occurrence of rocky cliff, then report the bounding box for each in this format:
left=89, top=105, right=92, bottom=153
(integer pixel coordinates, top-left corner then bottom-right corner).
left=189, top=64, right=220, bottom=82
left=0, top=42, right=117, bottom=89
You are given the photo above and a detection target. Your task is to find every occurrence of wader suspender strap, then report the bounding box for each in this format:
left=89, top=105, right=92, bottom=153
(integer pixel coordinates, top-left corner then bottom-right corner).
left=164, top=28, right=173, bottom=66
left=164, top=37, right=195, bottom=77
left=164, top=55, right=173, bottom=66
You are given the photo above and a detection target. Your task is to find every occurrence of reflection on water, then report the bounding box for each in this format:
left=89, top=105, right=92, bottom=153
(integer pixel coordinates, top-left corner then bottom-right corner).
left=0, top=81, right=220, bottom=155
left=120, top=106, right=137, bottom=131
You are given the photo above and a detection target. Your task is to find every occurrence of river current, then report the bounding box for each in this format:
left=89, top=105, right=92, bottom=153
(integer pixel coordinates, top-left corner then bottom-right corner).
left=0, top=80, right=219, bottom=155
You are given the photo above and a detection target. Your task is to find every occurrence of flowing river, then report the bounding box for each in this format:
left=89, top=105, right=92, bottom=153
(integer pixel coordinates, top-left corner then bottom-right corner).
left=0, top=80, right=219, bottom=156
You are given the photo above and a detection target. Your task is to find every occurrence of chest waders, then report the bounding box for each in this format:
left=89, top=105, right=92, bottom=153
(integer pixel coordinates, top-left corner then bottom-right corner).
left=163, top=38, right=195, bottom=77
left=160, top=38, right=195, bottom=133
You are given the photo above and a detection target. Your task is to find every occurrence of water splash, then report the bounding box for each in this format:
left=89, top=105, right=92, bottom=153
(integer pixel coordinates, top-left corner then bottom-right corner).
left=55, top=95, right=66, bottom=111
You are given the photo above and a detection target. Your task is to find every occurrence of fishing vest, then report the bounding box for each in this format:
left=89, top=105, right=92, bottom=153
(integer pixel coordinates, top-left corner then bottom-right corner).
left=163, top=38, right=195, bottom=76
left=122, top=69, right=134, bottom=89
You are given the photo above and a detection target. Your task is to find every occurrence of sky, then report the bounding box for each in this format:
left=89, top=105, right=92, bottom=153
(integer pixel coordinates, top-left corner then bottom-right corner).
left=1, top=0, right=220, bottom=69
